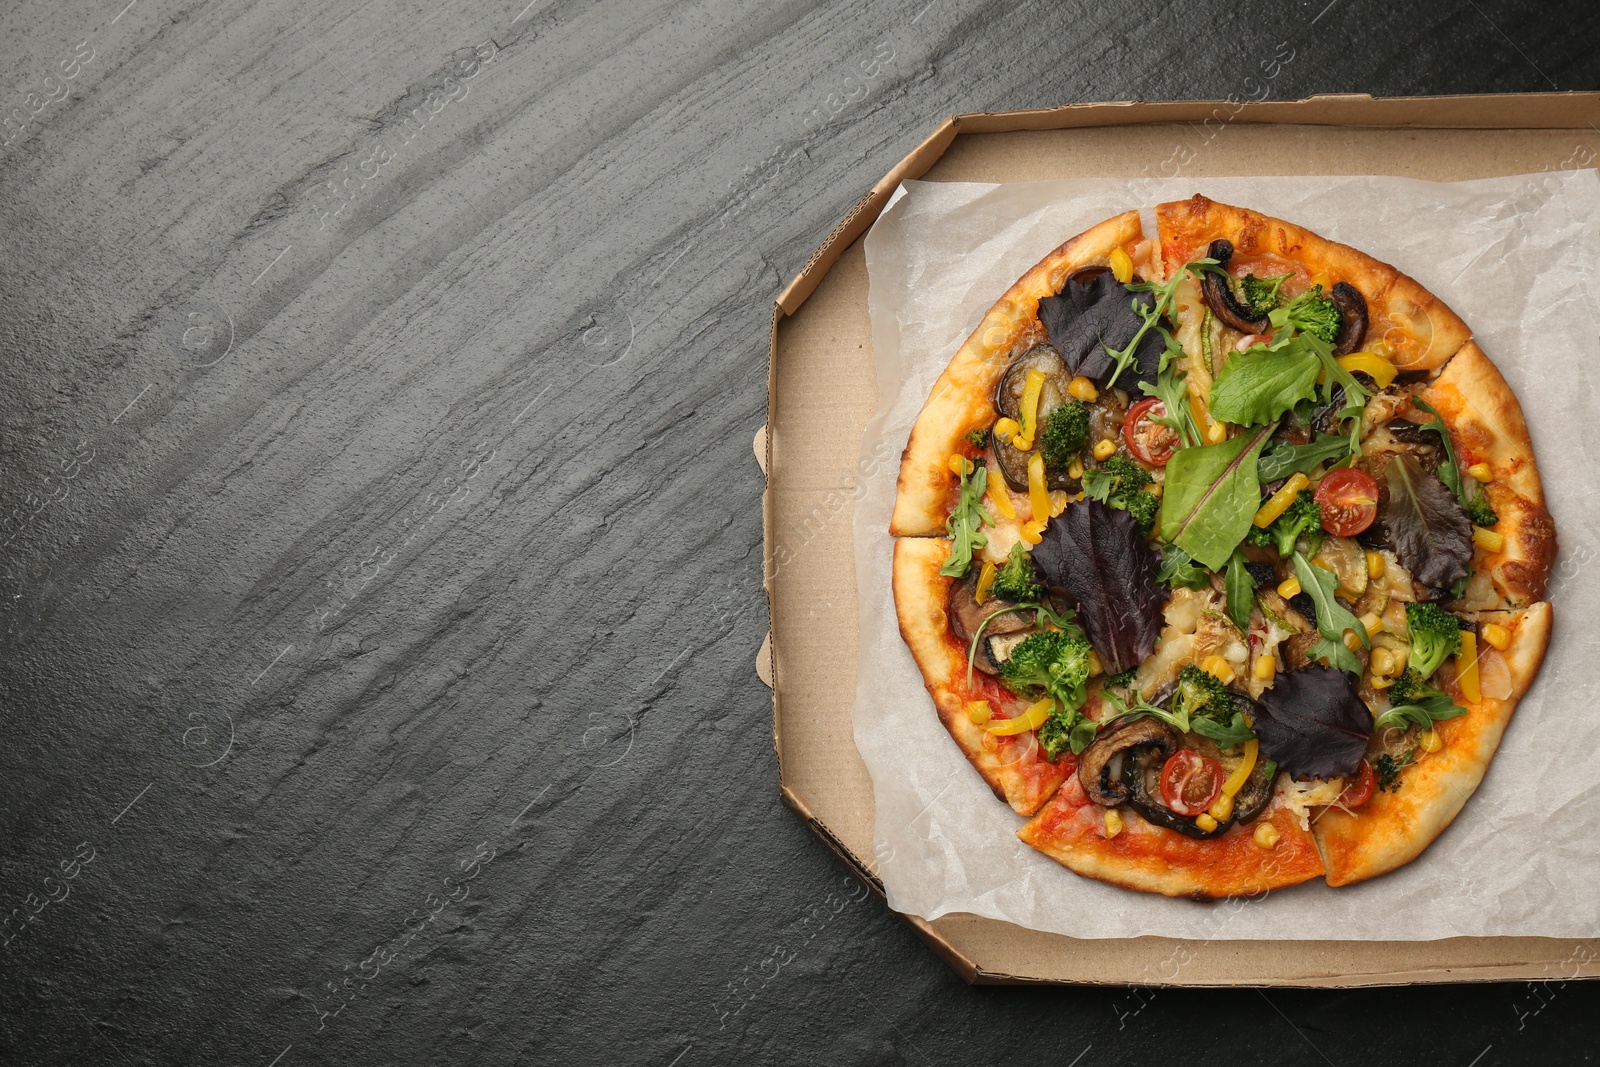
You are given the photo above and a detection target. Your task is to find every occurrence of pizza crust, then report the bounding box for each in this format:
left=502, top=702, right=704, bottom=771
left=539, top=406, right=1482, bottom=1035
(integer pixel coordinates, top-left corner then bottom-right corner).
left=889, top=211, right=1144, bottom=536
left=1418, top=341, right=1556, bottom=607
left=1313, top=602, right=1552, bottom=887
left=1155, top=194, right=1472, bottom=374
left=1018, top=773, right=1326, bottom=900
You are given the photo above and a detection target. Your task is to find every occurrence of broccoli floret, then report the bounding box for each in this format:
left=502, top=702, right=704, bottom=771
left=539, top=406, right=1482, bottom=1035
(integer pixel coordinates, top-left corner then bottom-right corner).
left=1121, top=490, right=1160, bottom=535
left=999, top=629, right=1093, bottom=713
left=1387, top=666, right=1445, bottom=707
left=1239, top=272, right=1292, bottom=317
left=1105, top=667, right=1137, bottom=690
left=1275, top=286, right=1342, bottom=345
left=1404, top=602, right=1463, bottom=680
left=1173, top=664, right=1234, bottom=724
left=990, top=542, right=1042, bottom=603
left=1375, top=748, right=1416, bottom=792
left=1083, top=455, right=1157, bottom=531
left=965, top=427, right=989, bottom=449
left=1268, top=493, right=1324, bottom=559
left=1039, top=401, right=1089, bottom=471
left=1244, top=522, right=1276, bottom=549
left=1465, top=492, right=1498, bottom=528
left=1036, top=714, right=1071, bottom=761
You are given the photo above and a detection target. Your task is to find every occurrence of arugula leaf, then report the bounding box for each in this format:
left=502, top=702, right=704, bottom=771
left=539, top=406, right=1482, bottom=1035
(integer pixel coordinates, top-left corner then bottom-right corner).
left=1224, top=549, right=1254, bottom=631
left=1291, top=550, right=1368, bottom=674
left=1102, top=258, right=1219, bottom=391
left=1157, top=544, right=1210, bottom=590
left=1191, top=712, right=1256, bottom=747
left=1141, top=354, right=1202, bottom=449
left=1375, top=690, right=1469, bottom=731
left=1156, top=423, right=1276, bottom=570
left=1206, top=337, right=1322, bottom=426
left=939, top=462, right=993, bottom=578
left=1302, top=331, right=1368, bottom=458
left=1100, top=684, right=1191, bottom=735
left=1406, top=397, right=1463, bottom=498
left=1258, top=433, right=1351, bottom=482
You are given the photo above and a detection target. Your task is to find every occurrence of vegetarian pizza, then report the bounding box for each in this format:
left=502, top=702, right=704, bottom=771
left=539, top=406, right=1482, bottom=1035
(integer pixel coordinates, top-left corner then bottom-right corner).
left=890, top=195, right=1555, bottom=898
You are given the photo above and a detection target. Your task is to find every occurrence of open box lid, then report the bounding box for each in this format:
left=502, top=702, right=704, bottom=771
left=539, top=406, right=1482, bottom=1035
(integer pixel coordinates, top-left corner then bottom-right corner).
left=762, top=93, right=1600, bottom=985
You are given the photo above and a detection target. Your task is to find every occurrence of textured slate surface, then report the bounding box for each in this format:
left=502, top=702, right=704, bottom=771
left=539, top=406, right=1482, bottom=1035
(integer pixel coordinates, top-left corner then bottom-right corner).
left=2, top=0, right=1598, bottom=1063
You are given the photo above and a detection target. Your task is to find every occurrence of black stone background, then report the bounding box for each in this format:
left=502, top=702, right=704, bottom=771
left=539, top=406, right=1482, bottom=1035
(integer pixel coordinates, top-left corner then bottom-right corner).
left=1, top=0, right=1598, bottom=1063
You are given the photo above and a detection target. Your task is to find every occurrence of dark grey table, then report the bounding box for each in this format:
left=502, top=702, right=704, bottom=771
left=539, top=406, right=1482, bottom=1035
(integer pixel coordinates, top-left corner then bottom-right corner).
left=3, top=1, right=1597, bottom=1063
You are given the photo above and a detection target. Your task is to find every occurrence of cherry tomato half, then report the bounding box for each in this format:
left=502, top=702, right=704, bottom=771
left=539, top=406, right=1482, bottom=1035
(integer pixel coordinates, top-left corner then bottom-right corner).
left=1159, top=751, right=1225, bottom=817
left=1339, top=759, right=1376, bottom=808
left=1315, top=466, right=1380, bottom=537
left=1123, top=397, right=1179, bottom=467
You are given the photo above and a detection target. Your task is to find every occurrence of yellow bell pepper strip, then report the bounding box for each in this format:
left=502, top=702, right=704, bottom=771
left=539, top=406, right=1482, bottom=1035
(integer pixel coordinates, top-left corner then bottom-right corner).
left=1013, top=369, right=1047, bottom=451
left=987, top=697, right=1054, bottom=736
left=1207, top=738, right=1260, bottom=822
left=1109, top=248, right=1134, bottom=284
left=1480, top=623, right=1511, bottom=651
left=965, top=700, right=993, bottom=726
left=985, top=470, right=1016, bottom=520
left=1457, top=630, right=1481, bottom=704
left=1019, top=519, right=1047, bottom=545
left=1027, top=452, right=1050, bottom=523
left=1473, top=526, right=1505, bottom=553
left=974, top=560, right=998, bottom=605
left=1335, top=351, right=1398, bottom=389
left=1253, top=472, right=1310, bottom=528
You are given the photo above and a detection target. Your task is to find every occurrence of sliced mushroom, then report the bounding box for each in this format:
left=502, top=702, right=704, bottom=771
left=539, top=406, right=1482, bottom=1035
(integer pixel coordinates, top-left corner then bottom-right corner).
left=1330, top=282, right=1368, bottom=357
left=1076, top=715, right=1177, bottom=807
left=948, top=572, right=1035, bottom=675
left=1199, top=239, right=1271, bottom=334
left=992, top=346, right=1077, bottom=492
left=984, top=630, right=1031, bottom=672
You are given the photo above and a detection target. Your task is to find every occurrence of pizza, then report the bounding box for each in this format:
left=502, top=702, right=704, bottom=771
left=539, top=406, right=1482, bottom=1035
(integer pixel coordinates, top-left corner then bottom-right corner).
left=889, top=195, right=1556, bottom=899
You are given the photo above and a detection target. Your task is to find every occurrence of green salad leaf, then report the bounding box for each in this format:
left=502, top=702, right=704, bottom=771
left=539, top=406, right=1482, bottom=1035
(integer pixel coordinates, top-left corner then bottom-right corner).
left=1291, top=550, right=1368, bottom=674
left=1156, top=423, right=1276, bottom=570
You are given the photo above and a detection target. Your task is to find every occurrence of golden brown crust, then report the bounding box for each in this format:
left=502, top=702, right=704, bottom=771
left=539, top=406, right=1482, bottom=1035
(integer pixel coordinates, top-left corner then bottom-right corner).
left=1419, top=342, right=1557, bottom=607
left=892, top=538, right=1070, bottom=816
left=1155, top=194, right=1471, bottom=373
left=1314, top=602, right=1552, bottom=887
left=889, top=211, right=1144, bottom=536
left=1018, top=773, right=1326, bottom=899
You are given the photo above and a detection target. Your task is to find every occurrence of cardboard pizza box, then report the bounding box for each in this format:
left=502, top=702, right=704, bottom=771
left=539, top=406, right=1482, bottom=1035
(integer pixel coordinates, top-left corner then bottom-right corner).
left=760, top=92, right=1600, bottom=986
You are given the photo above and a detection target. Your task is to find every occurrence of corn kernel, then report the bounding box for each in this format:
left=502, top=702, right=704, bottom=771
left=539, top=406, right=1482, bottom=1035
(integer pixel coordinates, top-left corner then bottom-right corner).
left=1109, top=248, right=1134, bottom=284
left=1201, top=655, right=1235, bottom=684
left=949, top=454, right=973, bottom=475
left=1481, top=623, right=1511, bottom=651
left=994, top=417, right=1021, bottom=441
left=1088, top=650, right=1103, bottom=676
left=1254, top=654, right=1276, bottom=681
left=1195, top=813, right=1219, bottom=833
left=1310, top=272, right=1334, bottom=291
left=966, top=700, right=992, bottom=726
left=1149, top=481, right=1163, bottom=498
left=1067, top=457, right=1084, bottom=480
left=1277, top=576, right=1301, bottom=599
left=1419, top=728, right=1442, bottom=753
left=1467, top=462, right=1492, bottom=484
left=1343, top=630, right=1363, bottom=652
left=1067, top=376, right=1099, bottom=403
left=1253, top=823, right=1280, bottom=849
left=1092, top=438, right=1117, bottom=461
left=1103, top=808, right=1124, bottom=838
left=1366, top=551, right=1385, bottom=579
left=1360, top=612, right=1383, bottom=637
left=1371, top=647, right=1396, bottom=677
left=1206, top=420, right=1227, bottom=444
left=1370, top=674, right=1393, bottom=690
left=1208, top=794, right=1234, bottom=822
left=1473, top=526, right=1505, bottom=553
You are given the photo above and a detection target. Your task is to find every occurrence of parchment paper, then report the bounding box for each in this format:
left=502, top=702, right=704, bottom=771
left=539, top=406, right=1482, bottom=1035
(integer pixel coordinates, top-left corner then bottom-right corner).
left=852, top=173, right=1600, bottom=940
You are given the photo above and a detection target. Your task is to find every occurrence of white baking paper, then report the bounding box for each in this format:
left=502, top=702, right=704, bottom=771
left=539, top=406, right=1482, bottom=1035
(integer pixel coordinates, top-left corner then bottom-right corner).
left=852, top=173, right=1600, bottom=940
